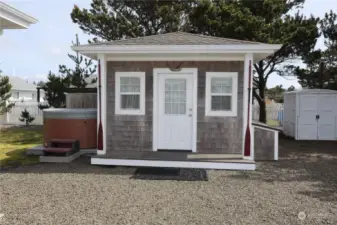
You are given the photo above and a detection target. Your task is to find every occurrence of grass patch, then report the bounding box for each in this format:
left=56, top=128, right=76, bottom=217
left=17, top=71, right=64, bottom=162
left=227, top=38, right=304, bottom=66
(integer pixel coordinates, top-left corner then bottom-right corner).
left=0, top=126, right=43, bottom=168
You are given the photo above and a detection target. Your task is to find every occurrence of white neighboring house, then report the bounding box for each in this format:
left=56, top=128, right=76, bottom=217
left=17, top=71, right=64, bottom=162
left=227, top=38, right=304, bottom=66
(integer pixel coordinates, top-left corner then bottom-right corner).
left=8, top=76, right=44, bottom=102
left=0, top=1, right=37, bottom=33
left=0, top=76, right=44, bottom=125
left=0, top=2, right=40, bottom=125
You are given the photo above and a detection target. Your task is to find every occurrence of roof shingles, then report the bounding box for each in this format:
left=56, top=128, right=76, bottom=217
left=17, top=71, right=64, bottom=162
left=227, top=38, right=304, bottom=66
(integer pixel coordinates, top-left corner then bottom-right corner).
left=93, top=32, right=263, bottom=46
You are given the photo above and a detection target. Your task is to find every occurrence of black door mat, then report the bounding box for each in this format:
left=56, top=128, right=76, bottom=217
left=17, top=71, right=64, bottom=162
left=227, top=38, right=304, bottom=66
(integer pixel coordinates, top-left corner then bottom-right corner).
left=131, top=167, right=208, bottom=181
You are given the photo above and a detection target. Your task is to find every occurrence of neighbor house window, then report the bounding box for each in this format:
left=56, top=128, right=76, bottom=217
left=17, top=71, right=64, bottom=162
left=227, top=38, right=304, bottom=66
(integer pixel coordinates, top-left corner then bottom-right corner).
left=115, top=72, right=145, bottom=115
left=205, top=72, right=238, bottom=117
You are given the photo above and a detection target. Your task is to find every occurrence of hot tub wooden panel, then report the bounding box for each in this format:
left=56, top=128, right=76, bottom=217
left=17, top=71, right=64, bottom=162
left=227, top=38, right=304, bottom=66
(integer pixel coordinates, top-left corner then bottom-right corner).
left=43, top=109, right=97, bottom=149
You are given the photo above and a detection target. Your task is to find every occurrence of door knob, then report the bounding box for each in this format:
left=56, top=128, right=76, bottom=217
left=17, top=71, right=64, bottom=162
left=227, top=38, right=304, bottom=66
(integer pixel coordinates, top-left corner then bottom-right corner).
left=316, top=115, right=320, bottom=120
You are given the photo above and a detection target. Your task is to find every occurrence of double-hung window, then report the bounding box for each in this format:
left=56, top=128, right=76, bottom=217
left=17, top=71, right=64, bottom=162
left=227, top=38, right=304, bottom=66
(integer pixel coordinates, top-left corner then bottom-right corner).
left=205, top=72, right=238, bottom=117
left=115, top=72, right=145, bottom=115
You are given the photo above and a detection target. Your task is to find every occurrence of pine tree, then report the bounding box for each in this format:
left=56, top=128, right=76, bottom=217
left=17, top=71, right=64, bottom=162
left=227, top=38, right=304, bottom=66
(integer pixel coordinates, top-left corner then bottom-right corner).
left=71, top=1, right=192, bottom=42
left=19, top=108, right=35, bottom=126
left=187, top=0, right=319, bottom=122
left=287, top=85, right=296, bottom=92
left=71, top=0, right=320, bottom=123
left=38, top=71, right=70, bottom=109
left=294, top=11, right=337, bottom=90
left=59, top=34, right=97, bottom=88
left=39, top=35, right=97, bottom=109
left=37, top=81, right=45, bottom=87
left=0, top=70, right=15, bottom=115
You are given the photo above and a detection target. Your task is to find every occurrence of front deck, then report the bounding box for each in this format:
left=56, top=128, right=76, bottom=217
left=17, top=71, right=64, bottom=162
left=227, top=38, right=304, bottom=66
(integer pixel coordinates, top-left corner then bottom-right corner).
left=91, top=151, right=255, bottom=170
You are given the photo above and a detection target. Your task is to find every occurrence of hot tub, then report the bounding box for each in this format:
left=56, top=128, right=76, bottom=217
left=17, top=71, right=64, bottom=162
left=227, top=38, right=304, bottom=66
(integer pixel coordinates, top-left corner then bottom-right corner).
left=43, top=108, right=97, bottom=149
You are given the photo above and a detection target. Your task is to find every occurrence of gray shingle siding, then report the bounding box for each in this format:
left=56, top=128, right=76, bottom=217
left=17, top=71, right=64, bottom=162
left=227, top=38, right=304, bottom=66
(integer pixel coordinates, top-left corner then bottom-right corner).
left=106, top=61, right=244, bottom=154
left=107, top=62, right=153, bottom=151
left=197, top=62, right=243, bottom=154
left=254, top=128, right=276, bottom=160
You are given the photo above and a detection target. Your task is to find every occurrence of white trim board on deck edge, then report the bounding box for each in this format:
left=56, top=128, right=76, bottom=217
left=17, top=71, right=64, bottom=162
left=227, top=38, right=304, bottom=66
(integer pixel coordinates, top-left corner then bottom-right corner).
left=91, top=158, right=256, bottom=170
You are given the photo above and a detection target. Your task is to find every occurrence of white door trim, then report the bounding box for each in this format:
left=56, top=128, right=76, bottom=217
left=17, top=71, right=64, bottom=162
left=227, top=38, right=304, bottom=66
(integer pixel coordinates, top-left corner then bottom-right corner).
left=153, top=68, right=198, bottom=152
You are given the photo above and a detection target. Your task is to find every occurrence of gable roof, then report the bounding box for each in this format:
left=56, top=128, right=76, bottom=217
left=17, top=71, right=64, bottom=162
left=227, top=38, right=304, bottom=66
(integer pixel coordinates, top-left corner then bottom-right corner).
left=73, top=32, right=282, bottom=61
left=85, top=32, right=262, bottom=46
left=6, top=76, right=38, bottom=91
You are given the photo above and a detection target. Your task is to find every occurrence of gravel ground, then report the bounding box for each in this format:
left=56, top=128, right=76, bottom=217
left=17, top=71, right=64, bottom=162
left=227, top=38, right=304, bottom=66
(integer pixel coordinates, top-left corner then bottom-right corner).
left=1, top=138, right=337, bottom=225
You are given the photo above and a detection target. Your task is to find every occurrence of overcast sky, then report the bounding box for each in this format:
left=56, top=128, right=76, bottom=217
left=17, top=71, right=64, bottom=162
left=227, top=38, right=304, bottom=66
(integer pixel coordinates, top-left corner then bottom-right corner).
left=1, top=0, right=336, bottom=89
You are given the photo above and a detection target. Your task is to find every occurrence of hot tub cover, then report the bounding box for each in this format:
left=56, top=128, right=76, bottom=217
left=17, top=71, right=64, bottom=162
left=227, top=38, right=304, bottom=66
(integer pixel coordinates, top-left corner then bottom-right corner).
left=43, top=108, right=97, bottom=119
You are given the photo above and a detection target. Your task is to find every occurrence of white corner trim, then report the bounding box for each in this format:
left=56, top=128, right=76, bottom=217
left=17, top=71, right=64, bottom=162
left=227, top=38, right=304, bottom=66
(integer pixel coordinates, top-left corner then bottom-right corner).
left=205, top=72, right=238, bottom=117
left=251, top=126, right=255, bottom=161
left=274, top=131, right=279, bottom=160
left=115, top=72, right=146, bottom=115
left=152, top=68, right=198, bottom=152
left=242, top=54, right=253, bottom=158
left=97, top=54, right=107, bottom=155
left=295, top=94, right=300, bottom=140
left=192, top=68, right=198, bottom=153
left=152, top=69, right=158, bottom=151
left=335, top=116, right=337, bottom=140
left=91, top=158, right=256, bottom=170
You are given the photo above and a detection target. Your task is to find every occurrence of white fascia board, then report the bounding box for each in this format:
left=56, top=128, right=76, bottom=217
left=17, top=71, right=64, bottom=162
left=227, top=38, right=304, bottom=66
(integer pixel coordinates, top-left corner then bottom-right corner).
left=72, top=44, right=283, bottom=55
left=0, top=2, right=37, bottom=29
left=106, top=54, right=244, bottom=61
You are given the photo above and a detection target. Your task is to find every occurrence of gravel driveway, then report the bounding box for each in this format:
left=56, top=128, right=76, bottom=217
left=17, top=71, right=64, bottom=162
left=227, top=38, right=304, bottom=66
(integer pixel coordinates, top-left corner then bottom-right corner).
left=1, top=138, right=336, bottom=225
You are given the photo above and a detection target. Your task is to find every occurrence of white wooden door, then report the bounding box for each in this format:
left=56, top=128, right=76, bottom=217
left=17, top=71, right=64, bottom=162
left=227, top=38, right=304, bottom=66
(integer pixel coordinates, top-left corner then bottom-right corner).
left=297, top=94, right=318, bottom=140
left=317, top=94, right=336, bottom=140
left=157, top=74, right=194, bottom=150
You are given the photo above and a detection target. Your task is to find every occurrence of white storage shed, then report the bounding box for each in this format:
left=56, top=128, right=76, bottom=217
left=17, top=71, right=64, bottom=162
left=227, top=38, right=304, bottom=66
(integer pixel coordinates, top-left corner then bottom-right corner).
left=283, top=89, right=337, bottom=140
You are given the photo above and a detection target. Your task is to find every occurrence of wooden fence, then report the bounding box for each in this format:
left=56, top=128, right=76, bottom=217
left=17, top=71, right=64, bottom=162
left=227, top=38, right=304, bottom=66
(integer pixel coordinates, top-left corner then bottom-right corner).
left=0, top=93, right=98, bottom=126
left=253, top=103, right=284, bottom=126
left=0, top=101, right=43, bottom=125
left=65, top=93, right=97, bottom=108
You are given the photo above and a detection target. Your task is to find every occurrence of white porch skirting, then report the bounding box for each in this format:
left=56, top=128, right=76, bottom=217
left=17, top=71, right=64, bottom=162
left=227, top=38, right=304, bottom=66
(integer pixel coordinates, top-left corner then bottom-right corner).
left=91, top=158, right=256, bottom=170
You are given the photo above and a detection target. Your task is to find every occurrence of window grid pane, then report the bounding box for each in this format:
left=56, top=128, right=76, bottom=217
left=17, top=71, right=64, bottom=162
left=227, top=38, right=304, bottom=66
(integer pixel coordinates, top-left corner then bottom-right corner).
left=164, top=79, right=186, bottom=115
left=121, top=94, right=140, bottom=109
left=211, top=77, right=232, bottom=94
left=120, top=77, right=140, bottom=93
left=211, top=96, right=232, bottom=111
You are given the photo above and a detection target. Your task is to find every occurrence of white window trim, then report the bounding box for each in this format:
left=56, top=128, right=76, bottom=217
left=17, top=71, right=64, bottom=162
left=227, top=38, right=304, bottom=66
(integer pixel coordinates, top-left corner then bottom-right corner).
left=205, top=72, right=238, bottom=117
left=115, top=72, right=145, bottom=115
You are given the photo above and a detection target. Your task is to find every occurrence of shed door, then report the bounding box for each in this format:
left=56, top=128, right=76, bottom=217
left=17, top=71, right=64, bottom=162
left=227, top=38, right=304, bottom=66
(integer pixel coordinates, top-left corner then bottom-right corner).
left=297, top=94, right=318, bottom=140
left=317, top=94, right=336, bottom=140
left=157, top=74, right=194, bottom=150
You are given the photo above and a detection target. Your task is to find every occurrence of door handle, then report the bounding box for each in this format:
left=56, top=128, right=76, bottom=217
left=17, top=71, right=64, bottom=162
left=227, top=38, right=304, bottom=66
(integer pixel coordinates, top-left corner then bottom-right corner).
left=316, top=115, right=320, bottom=120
